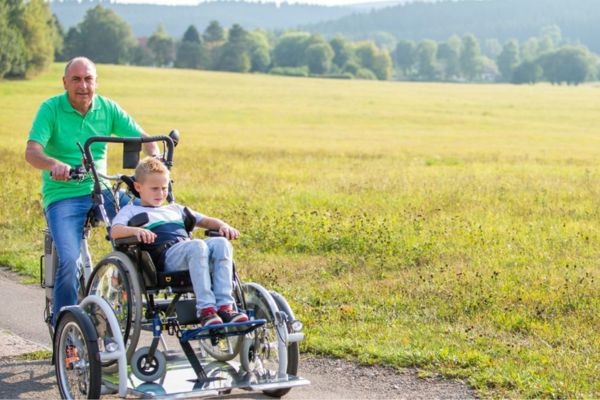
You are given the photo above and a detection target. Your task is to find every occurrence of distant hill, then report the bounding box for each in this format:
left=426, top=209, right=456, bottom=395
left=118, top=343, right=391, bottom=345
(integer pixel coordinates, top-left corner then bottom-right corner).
left=302, top=0, right=600, bottom=53
left=49, top=0, right=363, bottom=38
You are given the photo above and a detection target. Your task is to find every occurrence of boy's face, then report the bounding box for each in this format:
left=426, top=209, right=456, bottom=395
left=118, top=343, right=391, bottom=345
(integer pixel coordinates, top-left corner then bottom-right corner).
left=134, top=173, right=169, bottom=207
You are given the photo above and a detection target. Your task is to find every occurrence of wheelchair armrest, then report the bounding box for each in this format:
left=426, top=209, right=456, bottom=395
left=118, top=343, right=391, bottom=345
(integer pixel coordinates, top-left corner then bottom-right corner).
left=113, top=236, right=141, bottom=246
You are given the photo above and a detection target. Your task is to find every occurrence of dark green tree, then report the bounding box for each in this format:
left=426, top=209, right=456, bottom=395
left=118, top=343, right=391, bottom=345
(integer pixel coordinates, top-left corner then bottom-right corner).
left=511, top=60, right=542, bottom=84
left=305, top=41, right=334, bottom=75
left=539, top=46, right=596, bottom=85
left=147, top=24, right=175, bottom=67
left=497, top=39, right=520, bottom=82
left=329, top=36, right=354, bottom=70
left=203, top=20, right=225, bottom=46
left=247, top=30, right=271, bottom=73
left=66, top=5, right=136, bottom=64
left=355, top=41, right=391, bottom=80
left=273, top=32, right=311, bottom=68
left=215, top=24, right=250, bottom=72
left=130, top=44, right=154, bottom=66
left=437, top=35, right=461, bottom=81
left=175, top=42, right=206, bottom=70
left=16, top=0, right=56, bottom=77
left=394, top=39, right=415, bottom=78
left=415, top=39, right=438, bottom=81
left=51, top=14, right=65, bottom=61
left=61, top=26, right=81, bottom=61
left=372, top=50, right=393, bottom=80
left=0, top=2, right=27, bottom=79
left=174, top=25, right=206, bottom=69
left=182, top=25, right=201, bottom=43
left=460, top=33, right=481, bottom=81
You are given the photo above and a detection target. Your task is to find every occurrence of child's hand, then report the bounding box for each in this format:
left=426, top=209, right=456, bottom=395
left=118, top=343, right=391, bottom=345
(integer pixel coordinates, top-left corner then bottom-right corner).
left=136, top=228, right=156, bottom=244
left=219, top=224, right=240, bottom=240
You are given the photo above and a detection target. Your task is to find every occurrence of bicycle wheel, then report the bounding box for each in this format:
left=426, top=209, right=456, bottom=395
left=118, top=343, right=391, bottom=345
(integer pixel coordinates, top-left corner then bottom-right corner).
left=86, top=251, right=142, bottom=366
left=55, top=307, right=101, bottom=400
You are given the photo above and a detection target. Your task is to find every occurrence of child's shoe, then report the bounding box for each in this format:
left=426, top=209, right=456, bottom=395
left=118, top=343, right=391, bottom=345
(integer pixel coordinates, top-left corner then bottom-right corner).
left=199, top=307, right=223, bottom=327
left=217, top=305, right=249, bottom=323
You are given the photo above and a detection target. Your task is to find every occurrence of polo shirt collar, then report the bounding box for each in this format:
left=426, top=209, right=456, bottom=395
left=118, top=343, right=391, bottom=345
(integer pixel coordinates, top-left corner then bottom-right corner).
left=60, top=92, right=100, bottom=115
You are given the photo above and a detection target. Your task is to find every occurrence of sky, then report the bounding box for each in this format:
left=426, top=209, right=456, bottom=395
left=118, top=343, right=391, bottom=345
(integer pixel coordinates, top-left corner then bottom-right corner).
left=106, top=0, right=415, bottom=6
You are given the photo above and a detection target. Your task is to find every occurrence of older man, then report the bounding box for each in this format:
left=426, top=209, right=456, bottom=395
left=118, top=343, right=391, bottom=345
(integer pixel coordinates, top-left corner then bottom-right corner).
left=25, top=57, right=159, bottom=326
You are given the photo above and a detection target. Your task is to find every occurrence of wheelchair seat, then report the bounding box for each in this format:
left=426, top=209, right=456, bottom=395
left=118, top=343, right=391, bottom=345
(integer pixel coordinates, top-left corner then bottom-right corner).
left=113, top=238, right=193, bottom=293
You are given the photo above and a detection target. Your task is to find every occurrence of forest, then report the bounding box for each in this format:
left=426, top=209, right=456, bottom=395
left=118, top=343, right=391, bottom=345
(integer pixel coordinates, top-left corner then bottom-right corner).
left=1, top=0, right=599, bottom=85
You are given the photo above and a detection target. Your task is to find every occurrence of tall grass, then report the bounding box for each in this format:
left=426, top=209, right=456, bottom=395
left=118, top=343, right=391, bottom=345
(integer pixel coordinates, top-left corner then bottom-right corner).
left=1, top=64, right=599, bottom=398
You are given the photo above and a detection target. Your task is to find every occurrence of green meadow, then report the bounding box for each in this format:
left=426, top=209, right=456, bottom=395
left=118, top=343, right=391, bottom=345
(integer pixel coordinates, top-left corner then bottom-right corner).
left=1, top=64, right=599, bottom=398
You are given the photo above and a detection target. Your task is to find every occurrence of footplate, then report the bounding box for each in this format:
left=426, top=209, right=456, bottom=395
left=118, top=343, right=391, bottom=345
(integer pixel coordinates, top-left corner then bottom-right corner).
left=102, top=352, right=310, bottom=398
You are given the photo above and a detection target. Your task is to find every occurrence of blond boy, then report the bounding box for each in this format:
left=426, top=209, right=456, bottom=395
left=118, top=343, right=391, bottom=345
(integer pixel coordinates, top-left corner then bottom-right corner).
left=111, top=157, right=248, bottom=326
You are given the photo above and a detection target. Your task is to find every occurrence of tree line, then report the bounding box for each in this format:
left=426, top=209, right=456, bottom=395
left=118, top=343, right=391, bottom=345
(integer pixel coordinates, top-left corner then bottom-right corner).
left=1, top=1, right=598, bottom=85
left=58, top=5, right=393, bottom=81
left=395, top=27, right=598, bottom=84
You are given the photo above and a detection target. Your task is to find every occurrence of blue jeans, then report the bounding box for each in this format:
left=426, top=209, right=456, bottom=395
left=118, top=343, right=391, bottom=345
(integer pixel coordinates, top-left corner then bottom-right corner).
left=45, top=189, right=132, bottom=325
left=163, top=238, right=235, bottom=314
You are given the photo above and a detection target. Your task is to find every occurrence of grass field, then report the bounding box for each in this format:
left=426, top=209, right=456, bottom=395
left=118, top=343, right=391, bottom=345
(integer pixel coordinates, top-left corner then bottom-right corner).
left=1, top=63, right=599, bottom=398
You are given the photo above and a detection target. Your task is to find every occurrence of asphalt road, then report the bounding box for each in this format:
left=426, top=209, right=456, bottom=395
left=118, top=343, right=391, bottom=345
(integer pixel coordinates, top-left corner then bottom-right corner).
left=0, top=267, right=476, bottom=399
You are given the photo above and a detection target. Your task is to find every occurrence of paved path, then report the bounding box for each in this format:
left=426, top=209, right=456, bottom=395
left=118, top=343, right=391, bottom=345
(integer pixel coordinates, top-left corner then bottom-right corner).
left=0, top=267, right=477, bottom=399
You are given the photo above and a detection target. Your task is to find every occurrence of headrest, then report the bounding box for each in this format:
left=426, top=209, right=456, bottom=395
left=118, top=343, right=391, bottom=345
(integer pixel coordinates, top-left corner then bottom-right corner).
left=121, top=175, right=140, bottom=198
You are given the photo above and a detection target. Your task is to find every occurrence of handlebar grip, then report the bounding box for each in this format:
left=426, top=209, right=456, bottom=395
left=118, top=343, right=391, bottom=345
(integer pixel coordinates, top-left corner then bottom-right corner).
left=49, top=166, right=86, bottom=180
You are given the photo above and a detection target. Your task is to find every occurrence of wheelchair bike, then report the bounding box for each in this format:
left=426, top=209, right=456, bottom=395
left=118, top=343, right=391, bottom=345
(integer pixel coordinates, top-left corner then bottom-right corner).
left=41, top=133, right=308, bottom=398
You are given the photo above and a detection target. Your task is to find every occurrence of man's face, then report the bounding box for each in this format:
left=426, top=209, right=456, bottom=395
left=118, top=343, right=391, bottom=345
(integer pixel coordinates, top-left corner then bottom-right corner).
left=63, top=60, right=97, bottom=112
left=134, top=173, right=169, bottom=207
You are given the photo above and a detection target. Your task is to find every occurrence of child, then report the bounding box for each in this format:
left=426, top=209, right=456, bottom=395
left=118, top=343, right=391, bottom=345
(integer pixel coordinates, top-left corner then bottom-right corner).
left=111, top=157, right=248, bottom=327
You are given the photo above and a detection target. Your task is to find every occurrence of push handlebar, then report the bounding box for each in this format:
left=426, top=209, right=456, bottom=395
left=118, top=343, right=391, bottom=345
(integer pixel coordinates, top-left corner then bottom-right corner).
left=81, top=133, right=178, bottom=204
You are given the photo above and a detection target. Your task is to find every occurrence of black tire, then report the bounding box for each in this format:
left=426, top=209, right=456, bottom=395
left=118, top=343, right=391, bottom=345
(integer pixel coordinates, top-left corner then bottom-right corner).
left=131, top=346, right=167, bottom=383
left=54, top=307, right=102, bottom=400
left=86, top=251, right=142, bottom=369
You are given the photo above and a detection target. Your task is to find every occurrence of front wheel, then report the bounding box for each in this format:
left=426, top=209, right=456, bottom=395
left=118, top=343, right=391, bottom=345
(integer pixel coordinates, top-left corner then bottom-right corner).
left=131, top=346, right=167, bottom=383
left=54, top=307, right=102, bottom=400
left=241, top=283, right=299, bottom=397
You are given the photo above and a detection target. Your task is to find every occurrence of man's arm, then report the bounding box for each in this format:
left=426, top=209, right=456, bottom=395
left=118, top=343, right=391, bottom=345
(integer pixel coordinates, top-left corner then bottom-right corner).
left=25, top=140, right=71, bottom=181
left=141, top=133, right=160, bottom=157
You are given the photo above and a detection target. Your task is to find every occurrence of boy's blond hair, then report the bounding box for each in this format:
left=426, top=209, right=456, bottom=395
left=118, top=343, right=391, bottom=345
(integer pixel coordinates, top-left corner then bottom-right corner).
left=135, top=157, right=169, bottom=182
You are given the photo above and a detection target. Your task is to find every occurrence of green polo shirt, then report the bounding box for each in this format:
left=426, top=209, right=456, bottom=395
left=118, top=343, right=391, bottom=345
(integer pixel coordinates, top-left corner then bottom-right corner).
left=28, top=92, right=144, bottom=209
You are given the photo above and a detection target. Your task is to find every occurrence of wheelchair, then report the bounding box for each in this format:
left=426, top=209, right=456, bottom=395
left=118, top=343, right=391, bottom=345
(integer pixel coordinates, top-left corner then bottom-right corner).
left=48, top=133, right=307, bottom=398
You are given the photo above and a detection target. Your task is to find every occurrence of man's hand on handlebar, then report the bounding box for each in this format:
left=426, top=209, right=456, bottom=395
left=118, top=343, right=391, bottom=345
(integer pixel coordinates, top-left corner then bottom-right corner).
left=50, top=161, right=72, bottom=181
left=50, top=164, right=86, bottom=181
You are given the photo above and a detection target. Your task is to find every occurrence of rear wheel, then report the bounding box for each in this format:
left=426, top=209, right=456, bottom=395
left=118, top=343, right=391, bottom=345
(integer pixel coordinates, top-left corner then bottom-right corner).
left=55, top=307, right=102, bottom=400
left=86, top=251, right=142, bottom=368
